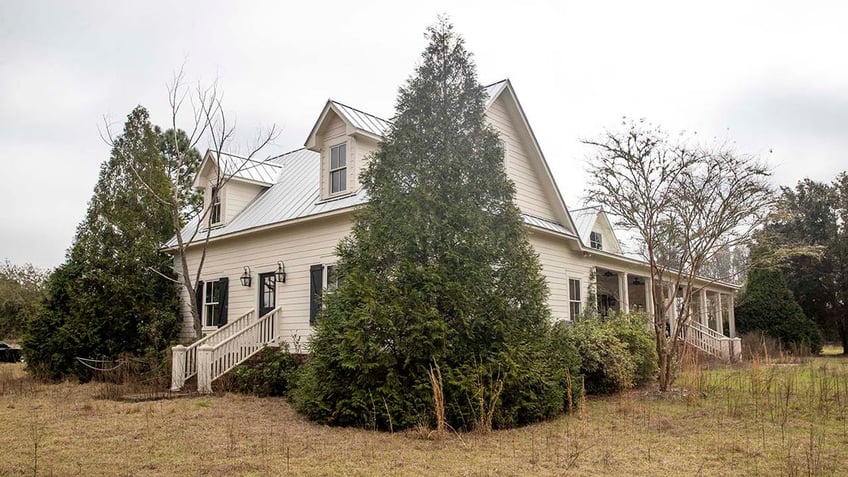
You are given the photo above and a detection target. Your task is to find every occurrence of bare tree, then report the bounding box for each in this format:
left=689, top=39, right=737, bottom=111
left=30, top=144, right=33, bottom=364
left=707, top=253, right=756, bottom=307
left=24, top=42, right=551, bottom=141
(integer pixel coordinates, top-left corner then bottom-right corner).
left=111, top=67, right=278, bottom=338
left=584, top=119, right=773, bottom=391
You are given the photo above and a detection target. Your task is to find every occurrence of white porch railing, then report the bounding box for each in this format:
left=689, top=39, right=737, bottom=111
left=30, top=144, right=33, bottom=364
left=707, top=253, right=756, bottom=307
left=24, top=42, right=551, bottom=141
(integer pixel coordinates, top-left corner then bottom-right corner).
left=171, top=308, right=257, bottom=391
left=196, top=306, right=283, bottom=393
left=684, top=320, right=742, bottom=361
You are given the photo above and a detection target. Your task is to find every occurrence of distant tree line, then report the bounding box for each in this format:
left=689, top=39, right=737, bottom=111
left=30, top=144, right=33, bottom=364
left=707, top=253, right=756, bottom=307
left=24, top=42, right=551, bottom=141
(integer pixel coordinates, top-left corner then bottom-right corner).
left=736, top=174, right=848, bottom=353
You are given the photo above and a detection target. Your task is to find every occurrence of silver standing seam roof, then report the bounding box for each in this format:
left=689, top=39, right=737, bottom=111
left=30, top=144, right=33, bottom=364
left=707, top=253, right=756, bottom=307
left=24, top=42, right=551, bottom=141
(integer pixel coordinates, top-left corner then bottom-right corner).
left=214, top=152, right=282, bottom=186
left=569, top=206, right=601, bottom=245
left=167, top=80, right=576, bottom=248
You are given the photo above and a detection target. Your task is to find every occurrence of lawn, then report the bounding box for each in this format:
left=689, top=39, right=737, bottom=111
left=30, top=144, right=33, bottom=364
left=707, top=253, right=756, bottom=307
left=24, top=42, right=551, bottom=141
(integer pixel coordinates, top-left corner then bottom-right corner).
left=1, top=353, right=847, bottom=476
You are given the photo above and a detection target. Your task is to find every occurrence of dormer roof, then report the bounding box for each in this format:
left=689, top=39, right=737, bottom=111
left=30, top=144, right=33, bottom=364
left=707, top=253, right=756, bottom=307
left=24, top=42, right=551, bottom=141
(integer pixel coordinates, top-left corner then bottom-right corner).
left=570, top=206, right=624, bottom=254
left=192, top=150, right=283, bottom=188
left=305, top=100, right=392, bottom=150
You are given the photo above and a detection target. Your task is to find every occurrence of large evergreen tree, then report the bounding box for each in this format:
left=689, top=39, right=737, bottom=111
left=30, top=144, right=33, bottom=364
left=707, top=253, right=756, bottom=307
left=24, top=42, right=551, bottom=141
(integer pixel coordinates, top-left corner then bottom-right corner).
left=24, top=107, right=184, bottom=380
left=294, top=19, right=562, bottom=430
left=735, top=246, right=822, bottom=353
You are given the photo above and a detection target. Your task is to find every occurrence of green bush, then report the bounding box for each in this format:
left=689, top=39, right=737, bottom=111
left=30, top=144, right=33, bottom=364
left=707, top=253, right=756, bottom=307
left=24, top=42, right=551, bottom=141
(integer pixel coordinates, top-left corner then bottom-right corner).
left=546, top=321, right=584, bottom=408
left=573, top=320, right=635, bottom=394
left=604, top=312, right=658, bottom=386
left=233, top=344, right=305, bottom=397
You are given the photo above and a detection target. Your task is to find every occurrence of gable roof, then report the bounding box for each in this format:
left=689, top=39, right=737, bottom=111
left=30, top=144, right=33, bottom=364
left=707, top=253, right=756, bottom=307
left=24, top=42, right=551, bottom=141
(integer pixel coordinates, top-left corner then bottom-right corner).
left=484, top=80, right=579, bottom=238
left=193, top=151, right=283, bottom=188
left=305, top=100, right=391, bottom=150
left=570, top=206, right=624, bottom=254
left=170, top=81, right=589, bottom=248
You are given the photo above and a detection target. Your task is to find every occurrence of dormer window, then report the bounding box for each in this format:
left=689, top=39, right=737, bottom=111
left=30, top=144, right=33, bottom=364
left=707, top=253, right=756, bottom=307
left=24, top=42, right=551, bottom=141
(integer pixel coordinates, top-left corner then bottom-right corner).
left=590, top=231, right=603, bottom=250
left=329, top=143, right=347, bottom=194
left=209, top=187, right=222, bottom=225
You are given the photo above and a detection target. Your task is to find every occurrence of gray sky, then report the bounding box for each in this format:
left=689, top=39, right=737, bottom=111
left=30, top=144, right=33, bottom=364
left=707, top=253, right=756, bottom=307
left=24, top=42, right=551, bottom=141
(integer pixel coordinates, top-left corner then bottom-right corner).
left=2, top=1, right=847, bottom=269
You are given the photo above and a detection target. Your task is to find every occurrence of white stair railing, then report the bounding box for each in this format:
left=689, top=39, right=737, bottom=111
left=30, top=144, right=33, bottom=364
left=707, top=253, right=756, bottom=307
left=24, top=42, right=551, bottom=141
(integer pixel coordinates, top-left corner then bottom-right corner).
left=196, top=306, right=283, bottom=393
left=171, top=309, right=256, bottom=391
left=684, top=320, right=742, bottom=361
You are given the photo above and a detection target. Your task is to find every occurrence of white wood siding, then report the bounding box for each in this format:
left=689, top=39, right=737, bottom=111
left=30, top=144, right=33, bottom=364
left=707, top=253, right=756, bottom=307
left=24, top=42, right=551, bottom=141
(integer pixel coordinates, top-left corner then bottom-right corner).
left=486, top=96, right=557, bottom=221
left=176, top=213, right=353, bottom=344
left=527, top=231, right=592, bottom=321
left=224, top=181, right=263, bottom=223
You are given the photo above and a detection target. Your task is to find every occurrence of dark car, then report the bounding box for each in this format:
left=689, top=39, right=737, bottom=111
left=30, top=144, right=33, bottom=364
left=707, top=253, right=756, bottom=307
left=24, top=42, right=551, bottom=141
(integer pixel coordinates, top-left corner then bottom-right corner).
left=0, top=342, right=22, bottom=363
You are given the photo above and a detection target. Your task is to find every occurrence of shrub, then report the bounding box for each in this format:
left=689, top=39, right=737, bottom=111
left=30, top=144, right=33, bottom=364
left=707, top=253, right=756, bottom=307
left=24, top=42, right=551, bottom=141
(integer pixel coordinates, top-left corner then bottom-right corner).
left=573, top=320, right=636, bottom=394
left=546, top=321, right=583, bottom=408
left=604, top=312, right=658, bottom=386
left=233, top=344, right=305, bottom=397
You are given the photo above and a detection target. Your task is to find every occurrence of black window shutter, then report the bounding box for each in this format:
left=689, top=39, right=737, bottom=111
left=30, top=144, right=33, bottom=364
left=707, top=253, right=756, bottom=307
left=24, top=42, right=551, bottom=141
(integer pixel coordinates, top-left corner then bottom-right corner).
left=309, top=265, right=323, bottom=325
left=195, top=280, right=204, bottom=323
left=218, top=277, right=229, bottom=326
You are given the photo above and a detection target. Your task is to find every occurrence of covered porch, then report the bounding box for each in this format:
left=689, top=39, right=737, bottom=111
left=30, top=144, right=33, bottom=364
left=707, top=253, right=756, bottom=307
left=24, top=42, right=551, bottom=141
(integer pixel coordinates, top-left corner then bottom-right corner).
left=594, top=266, right=741, bottom=361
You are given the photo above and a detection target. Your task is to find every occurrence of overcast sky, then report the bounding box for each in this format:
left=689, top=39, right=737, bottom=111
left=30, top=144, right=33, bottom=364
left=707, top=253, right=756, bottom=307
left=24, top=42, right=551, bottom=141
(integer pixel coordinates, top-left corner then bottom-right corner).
left=2, top=1, right=847, bottom=269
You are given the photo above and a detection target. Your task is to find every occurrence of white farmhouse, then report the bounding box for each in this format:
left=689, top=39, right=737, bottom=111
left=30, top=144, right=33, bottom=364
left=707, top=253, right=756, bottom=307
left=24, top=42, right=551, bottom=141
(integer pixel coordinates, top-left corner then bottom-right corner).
left=167, top=80, right=739, bottom=392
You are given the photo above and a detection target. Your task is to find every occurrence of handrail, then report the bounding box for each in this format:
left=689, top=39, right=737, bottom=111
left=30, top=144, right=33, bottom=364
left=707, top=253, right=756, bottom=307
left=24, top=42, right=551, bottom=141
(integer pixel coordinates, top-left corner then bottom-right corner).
left=171, top=308, right=256, bottom=390
left=203, top=306, right=283, bottom=388
left=688, top=320, right=726, bottom=341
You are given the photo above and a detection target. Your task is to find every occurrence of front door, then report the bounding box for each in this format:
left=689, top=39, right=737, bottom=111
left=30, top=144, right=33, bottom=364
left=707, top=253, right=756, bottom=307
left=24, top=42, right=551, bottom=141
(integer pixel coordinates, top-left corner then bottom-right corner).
left=258, top=272, right=276, bottom=316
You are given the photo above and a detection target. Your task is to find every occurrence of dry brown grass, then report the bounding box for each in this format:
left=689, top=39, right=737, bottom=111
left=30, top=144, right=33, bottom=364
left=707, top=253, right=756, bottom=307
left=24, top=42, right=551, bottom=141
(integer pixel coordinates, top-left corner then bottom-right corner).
left=2, top=356, right=848, bottom=476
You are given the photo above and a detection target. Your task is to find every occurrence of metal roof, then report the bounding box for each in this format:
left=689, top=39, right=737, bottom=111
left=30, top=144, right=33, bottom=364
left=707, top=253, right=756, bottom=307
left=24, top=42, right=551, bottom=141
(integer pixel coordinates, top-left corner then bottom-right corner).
left=331, top=101, right=392, bottom=138
left=168, top=148, right=367, bottom=246
left=214, top=152, right=282, bottom=186
left=569, top=206, right=600, bottom=245
left=484, top=80, right=508, bottom=108
left=523, top=214, right=575, bottom=236
left=169, top=80, right=576, bottom=248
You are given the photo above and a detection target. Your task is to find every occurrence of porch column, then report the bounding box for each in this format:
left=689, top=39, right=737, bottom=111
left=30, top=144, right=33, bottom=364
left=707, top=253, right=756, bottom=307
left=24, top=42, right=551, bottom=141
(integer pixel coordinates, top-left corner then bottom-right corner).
left=620, top=272, right=630, bottom=313
left=728, top=294, right=736, bottom=338
left=645, top=278, right=654, bottom=316
left=716, top=293, right=724, bottom=336
left=668, top=283, right=678, bottom=337
left=700, top=289, right=708, bottom=327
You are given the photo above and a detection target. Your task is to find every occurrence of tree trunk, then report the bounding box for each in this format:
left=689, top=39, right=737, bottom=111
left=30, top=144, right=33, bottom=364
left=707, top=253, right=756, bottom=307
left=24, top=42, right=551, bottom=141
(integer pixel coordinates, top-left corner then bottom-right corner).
left=840, top=317, right=848, bottom=355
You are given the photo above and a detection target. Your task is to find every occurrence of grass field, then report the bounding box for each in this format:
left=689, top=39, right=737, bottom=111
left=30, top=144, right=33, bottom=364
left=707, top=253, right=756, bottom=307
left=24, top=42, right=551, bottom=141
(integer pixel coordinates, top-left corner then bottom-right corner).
left=1, top=351, right=847, bottom=476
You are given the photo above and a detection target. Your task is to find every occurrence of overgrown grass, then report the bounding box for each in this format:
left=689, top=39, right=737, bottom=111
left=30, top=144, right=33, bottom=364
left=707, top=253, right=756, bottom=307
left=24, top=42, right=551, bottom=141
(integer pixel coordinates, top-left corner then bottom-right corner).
left=1, top=354, right=847, bottom=476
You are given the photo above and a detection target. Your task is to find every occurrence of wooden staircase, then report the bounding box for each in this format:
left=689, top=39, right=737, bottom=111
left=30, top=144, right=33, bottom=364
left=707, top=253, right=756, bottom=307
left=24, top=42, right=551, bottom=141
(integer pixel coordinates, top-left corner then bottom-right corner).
left=171, top=306, right=284, bottom=393
left=683, top=320, right=742, bottom=362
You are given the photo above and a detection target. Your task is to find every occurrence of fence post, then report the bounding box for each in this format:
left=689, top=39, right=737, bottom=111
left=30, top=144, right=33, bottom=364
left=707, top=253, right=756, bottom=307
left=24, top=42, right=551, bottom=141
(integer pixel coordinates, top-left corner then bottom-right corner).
left=170, top=345, right=186, bottom=391
left=197, top=344, right=214, bottom=394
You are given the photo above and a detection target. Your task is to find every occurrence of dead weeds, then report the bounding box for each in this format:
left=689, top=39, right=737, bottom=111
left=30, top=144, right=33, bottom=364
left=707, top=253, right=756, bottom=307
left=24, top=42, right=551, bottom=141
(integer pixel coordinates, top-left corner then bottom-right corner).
left=0, top=358, right=847, bottom=476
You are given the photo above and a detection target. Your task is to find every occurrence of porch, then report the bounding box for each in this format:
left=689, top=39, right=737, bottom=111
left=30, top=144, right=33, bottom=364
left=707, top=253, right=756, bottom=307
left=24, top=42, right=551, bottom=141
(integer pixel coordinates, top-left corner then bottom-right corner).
left=595, top=266, right=742, bottom=361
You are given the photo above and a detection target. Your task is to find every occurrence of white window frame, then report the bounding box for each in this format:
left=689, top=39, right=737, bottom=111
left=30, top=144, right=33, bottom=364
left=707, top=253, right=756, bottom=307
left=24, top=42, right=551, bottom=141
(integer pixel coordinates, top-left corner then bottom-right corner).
left=590, top=231, right=603, bottom=250
left=324, top=264, right=339, bottom=292
left=568, top=278, right=581, bottom=320
left=209, top=186, right=222, bottom=225
left=329, top=143, right=348, bottom=195
left=203, top=279, right=222, bottom=328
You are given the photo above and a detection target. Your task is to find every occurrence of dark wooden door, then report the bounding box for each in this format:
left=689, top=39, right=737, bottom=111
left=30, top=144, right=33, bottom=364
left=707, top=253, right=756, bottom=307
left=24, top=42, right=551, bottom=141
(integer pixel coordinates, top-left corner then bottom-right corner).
left=258, top=272, right=276, bottom=317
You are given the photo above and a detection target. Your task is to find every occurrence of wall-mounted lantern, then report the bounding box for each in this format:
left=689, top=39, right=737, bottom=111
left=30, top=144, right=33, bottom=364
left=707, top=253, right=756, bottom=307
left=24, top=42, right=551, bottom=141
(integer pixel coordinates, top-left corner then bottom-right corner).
left=240, top=266, right=252, bottom=287
left=275, top=261, right=287, bottom=284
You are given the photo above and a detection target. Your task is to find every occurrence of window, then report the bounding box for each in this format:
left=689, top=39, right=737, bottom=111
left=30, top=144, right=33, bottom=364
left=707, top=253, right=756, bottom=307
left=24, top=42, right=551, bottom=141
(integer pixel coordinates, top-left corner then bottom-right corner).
left=569, top=278, right=581, bottom=320
left=326, top=265, right=339, bottom=292
left=309, top=264, right=340, bottom=325
left=329, top=143, right=347, bottom=194
left=209, top=187, right=222, bottom=225
left=201, top=278, right=228, bottom=327
left=590, top=231, right=603, bottom=250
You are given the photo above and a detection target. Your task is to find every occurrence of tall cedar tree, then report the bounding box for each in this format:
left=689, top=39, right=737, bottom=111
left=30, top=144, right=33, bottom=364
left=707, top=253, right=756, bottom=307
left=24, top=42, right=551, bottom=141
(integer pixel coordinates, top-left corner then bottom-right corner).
left=24, top=107, right=183, bottom=380
left=294, top=20, right=561, bottom=430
